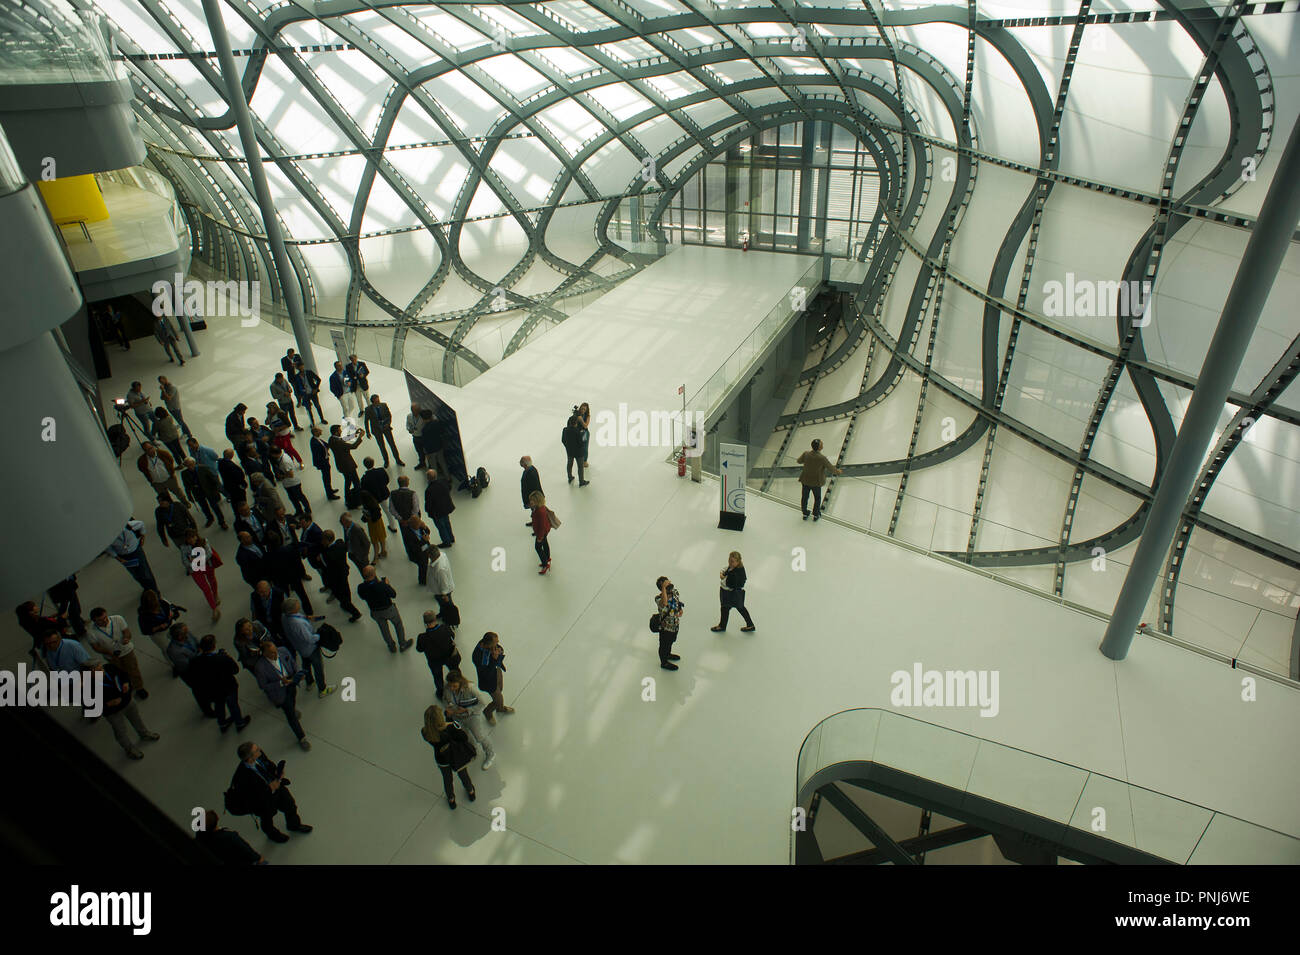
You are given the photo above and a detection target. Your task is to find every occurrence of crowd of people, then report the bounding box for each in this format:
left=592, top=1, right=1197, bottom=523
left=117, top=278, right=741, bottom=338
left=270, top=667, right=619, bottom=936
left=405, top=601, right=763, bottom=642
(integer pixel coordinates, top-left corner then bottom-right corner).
left=6, top=341, right=859, bottom=862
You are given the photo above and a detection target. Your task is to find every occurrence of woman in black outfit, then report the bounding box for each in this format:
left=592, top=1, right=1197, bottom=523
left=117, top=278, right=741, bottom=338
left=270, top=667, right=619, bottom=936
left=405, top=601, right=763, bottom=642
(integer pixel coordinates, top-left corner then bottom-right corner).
left=711, top=551, right=756, bottom=633
left=420, top=705, right=476, bottom=809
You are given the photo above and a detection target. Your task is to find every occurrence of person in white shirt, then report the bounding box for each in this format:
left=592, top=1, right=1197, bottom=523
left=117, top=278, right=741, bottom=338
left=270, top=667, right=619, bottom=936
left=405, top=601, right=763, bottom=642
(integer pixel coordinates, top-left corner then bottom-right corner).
left=87, top=607, right=148, bottom=700
left=441, top=670, right=495, bottom=770
left=104, top=520, right=160, bottom=593
left=428, top=545, right=457, bottom=625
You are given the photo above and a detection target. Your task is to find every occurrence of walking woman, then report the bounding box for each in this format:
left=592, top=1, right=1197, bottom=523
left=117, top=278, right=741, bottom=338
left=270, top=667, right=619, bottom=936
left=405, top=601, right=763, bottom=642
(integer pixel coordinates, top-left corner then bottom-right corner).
left=472, top=631, right=514, bottom=724
left=359, top=489, right=388, bottom=560
left=711, top=551, right=756, bottom=633
left=441, top=670, right=496, bottom=770
left=577, top=401, right=591, bottom=469
left=528, top=490, right=553, bottom=574
left=267, top=402, right=304, bottom=466
left=420, top=705, right=476, bottom=809
left=182, top=530, right=223, bottom=622
left=655, top=575, right=684, bottom=671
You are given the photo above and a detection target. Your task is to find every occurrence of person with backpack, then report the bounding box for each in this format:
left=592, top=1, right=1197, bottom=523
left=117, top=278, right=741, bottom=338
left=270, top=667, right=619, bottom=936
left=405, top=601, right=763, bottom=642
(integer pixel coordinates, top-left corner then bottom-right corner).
left=227, top=741, right=312, bottom=843
left=420, top=705, right=475, bottom=809
left=654, top=576, right=684, bottom=671
left=195, top=810, right=264, bottom=864
left=562, top=410, right=589, bottom=486
left=528, top=490, right=554, bottom=574
left=416, top=611, right=459, bottom=697
left=710, top=551, right=756, bottom=633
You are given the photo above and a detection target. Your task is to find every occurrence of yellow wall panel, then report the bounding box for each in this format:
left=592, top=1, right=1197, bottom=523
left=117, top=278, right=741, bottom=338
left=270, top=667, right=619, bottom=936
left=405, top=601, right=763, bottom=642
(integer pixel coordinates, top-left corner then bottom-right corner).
left=37, top=175, right=109, bottom=224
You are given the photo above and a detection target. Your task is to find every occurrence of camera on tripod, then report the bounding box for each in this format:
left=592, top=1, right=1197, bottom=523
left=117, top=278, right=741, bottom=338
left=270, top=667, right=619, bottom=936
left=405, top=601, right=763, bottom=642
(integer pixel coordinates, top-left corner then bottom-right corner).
left=106, top=397, right=147, bottom=461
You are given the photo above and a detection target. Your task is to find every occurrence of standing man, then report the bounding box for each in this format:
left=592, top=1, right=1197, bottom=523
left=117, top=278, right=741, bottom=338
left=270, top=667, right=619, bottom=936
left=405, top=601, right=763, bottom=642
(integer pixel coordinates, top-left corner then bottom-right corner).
left=86, top=607, right=148, bottom=700
left=269, top=373, right=302, bottom=432
left=327, top=424, right=364, bottom=503
left=125, top=381, right=156, bottom=439
left=363, top=394, right=404, bottom=467
left=229, top=741, right=313, bottom=841
left=406, top=403, right=425, bottom=469
left=415, top=610, right=459, bottom=698
left=360, top=457, right=397, bottom=531
left=47, top=575, right=85, bottom=637
left=157, top=375, right=192, bottom=438
left=796, top=438, right=842, bottom=522
left=153, top=315, right=185, bottom=365
left=154, top=492, right=197, bottom=548
left=424, top=469, right=455, bottom=547
left=249, top=580, right=288, bottom=639
left=419, top=409, right=447, bottom=476
left=290, top=362, right=325, bottom=427
left=225, top=403, right=250, bottom=446
left=428, top=545, right=455, bottom=618
left=93, top=659, right=160, bottom=760
left=186, top=436, right=222, bottom=480
left=399, top=515, right=432, bottom=586
left=219, top=449, right=249, bottom=508
left=328, top=361, right=354, bottom=419
left=235, top=532, right=270, bottom=588
left=188, top=634, right=251, bottom=734
left=281, top=598, right=335, bottom=699
left=345, top=354, right=370, bottom=409
left=138, top=443, right=188, bottom=503
left=355, top=565, right=410, bottom=653
left=42, top=630, right=89, bottom=673
left=519, top=456, right=543, bottom=514
left=319, top=529, right=362, bottom=622
left=104, top=519, right=160, bottom=594
left=308, top=426, right=339, bottom=500
left=390, top=475, right=419, bottom=525
left=181, top=457, right=228, bottom=530
left=252, top=643, right=312, bottom=753
left=339, top=513, right=371, bottom=576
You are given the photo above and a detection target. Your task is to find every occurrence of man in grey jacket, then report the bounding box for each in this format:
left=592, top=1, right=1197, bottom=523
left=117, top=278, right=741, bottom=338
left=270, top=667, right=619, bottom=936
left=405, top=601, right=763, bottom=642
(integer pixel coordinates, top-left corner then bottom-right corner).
left=157, top=375, right=192, bottom=438
left=253, top=640, right=311, bottom=750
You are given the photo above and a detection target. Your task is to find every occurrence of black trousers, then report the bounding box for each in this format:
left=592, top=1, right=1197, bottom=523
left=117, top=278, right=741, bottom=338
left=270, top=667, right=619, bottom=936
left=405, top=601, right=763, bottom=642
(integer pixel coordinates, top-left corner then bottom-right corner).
left=285, top=483, right=311, bottom=517
left=437, top=764, right=473, bottom=800
left=212, top=690, right=245, bottom=728
left=323, top=571, right=360, bottom=618
left=315, top=463, right=336, bottom=496
left=300, top=393, right=325, bottom=425
left=259, top=784, right=302, bottom=835
left=410, top=553, right=428, bottom=586
left=374, top=429, right=402, bottom=466
left=275, top=575, right=315, bottom=616
left=565, top=451, right=585, bottom=483
left=426, top=656, right=455, bottom=697
left=281, top=401, right=301, bottom=430
left=224, top=484, right=247, bottom=508
left=194, top=492, right=226, bottom=526
left=535, top=536, right=551, bottom=566
left=340, top=469, right=360, bottom=499
left=718, top=588, right=755, bottom=629
left=800, top=484, right=823, bottom=517
left=658, top=630, right=677, bottom=663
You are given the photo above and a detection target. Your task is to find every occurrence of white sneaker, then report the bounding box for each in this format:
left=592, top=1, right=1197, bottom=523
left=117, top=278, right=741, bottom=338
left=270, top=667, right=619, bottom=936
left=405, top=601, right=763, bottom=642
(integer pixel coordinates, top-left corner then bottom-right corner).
left=482, top=754, right=496, bottom=770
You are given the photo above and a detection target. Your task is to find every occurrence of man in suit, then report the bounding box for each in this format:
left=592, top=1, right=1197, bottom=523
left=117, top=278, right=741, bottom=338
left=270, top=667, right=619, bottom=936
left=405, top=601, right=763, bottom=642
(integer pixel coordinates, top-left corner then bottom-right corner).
left=230, top=740, right=313, bottom=841
left=195, top=810, right=263, bottom=864
left=252, top=642, right=311, bottom=754
left=418, top=409, right=448, bottom=477
left=319, top=530, right=362, bottom=622
left=296, top=513, right=326, bottom=578
left=188, top=634, right=251, bottom=734
left=181, top=457, right=228, bottom=529
left=424, top=468, right=455, bottom=547
left=400, top=515, right=432, bottom=586
left=290, top=364, right=325, bottom=426
left=250, top=580, right=288, bottom=638
left=138, top=442, right=187, bottom=503
left=415, top=610, right=459, bottom=698
left=338, top=513, right=371, bottom=575
left=154, top=493, right=197, bottom=548
left=328, top=361, right=354, bottom=419
left=233, top=501, right=266, bottom=545
left=390, top=474, right=419, bottom=525
left=328, top=424, right=364, bottom=501
left=360, top=457, right=397, bottom=531
left=219, top=449, right=249, bottom=508
left=406, top=403, right=425, bottom=469
left=235, top=532, right=270, bottom=588
left=268, top=528, right=314, bottom=615
left=520, top=456, right=542, bottom=511
left=363, top=394, right=404, bottom=467
left=154, top=316, right=185, bottom=365
left=345, top=354, right=370, bottom=408
left=225, top=403, right=249, bottom=446
left=308, top=426, right=338, bottom=500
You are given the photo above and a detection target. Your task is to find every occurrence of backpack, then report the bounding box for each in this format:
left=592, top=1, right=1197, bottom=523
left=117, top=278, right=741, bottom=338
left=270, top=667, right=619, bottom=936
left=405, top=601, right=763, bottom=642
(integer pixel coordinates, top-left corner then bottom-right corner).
left=317, top=622, right=343, bottom=656
left=439, top=599, right=461, bottom=628
left=649, top=613, right=662, bottom=634
left=469, top=466, right=489, bottom=499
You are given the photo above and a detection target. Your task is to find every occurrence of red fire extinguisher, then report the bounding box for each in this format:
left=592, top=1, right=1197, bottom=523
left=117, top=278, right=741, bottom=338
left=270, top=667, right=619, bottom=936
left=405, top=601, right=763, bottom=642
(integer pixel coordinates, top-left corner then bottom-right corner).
left=678, top=446, right=687, bottom=477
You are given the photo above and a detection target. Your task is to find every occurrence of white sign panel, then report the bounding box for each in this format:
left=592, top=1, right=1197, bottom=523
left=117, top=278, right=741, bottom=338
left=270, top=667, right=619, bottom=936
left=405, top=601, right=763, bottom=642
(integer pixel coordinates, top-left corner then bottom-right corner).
left=719, top=442, right=747, bottom=514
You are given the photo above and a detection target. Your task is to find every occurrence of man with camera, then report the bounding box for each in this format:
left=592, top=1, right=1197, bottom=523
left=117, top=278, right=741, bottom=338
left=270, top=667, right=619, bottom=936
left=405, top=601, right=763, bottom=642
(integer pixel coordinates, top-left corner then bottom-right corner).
left=229, top=741, right=312, bottom=843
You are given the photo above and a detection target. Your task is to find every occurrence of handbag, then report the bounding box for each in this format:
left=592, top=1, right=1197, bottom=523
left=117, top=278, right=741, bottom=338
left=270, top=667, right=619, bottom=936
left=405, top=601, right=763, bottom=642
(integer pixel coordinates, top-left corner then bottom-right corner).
left=546, top=507, right=561, bottom=529
left=649, top=613, right=662, bottom=633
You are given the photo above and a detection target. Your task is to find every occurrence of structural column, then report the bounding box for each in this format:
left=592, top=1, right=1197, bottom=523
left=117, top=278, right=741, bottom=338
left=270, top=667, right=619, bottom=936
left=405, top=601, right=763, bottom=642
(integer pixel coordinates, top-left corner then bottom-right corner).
left=1100, top=116, right=1300, bottom=660
left=200, top=0, right=317, bottom=375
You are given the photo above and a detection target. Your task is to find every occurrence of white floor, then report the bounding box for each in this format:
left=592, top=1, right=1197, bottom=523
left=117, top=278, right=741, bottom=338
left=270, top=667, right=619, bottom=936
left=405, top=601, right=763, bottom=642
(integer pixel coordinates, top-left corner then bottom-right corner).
left=8, top=247, right=1300, bottom=864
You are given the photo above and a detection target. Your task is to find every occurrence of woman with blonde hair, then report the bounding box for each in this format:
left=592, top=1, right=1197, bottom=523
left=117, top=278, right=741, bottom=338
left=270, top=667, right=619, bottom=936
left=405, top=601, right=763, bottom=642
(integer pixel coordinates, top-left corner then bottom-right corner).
left=420, top=704, right=476, bottom=809
left=711, top=551, right=756, bottom=633
left=528, top=490, right=554, bottom=574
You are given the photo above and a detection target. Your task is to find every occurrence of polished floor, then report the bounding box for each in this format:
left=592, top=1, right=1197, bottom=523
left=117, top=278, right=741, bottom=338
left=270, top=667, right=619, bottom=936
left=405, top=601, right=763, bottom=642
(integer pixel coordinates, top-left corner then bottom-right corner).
left=7, top=248, right=1300, bottom=863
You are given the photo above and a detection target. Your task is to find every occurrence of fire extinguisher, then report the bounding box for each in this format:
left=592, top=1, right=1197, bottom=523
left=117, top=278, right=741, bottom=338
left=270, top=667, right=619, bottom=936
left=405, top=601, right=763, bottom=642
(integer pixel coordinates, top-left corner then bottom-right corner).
left=741, top=234, right=749, bottom=252
left=678, top=446, right=687, bottom=477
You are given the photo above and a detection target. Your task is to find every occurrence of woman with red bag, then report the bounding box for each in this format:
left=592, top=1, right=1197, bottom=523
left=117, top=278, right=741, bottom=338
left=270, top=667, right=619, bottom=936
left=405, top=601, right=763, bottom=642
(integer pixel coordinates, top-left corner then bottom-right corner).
left=182, top=530, right=223, bottom=621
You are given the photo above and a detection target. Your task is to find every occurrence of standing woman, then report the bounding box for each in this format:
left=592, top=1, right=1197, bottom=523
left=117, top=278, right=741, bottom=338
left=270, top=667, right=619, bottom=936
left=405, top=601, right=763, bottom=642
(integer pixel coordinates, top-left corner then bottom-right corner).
left=420, top=705, right=476, bottom=809
left=441, top=670, right=496, bottom=770
left=577, top=401, right=591, bottom=470
left=528, top=490, right=553, bottom=575
left=266, top=402, right=304, bottom=466
left=358, top=489, right=388, bottom=561
left=711, top=551, right=756, bottom=633
left=655, top=575, right=684, bottom=671
left=182, top=530, right=223, bottom=622
left=471, top=631, right=514, bottom=724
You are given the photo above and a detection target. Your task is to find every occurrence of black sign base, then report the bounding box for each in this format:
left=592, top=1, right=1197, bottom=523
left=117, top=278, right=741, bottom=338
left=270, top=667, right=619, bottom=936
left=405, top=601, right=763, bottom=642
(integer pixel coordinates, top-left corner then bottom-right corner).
left=718, top=511, right=746, bottom=531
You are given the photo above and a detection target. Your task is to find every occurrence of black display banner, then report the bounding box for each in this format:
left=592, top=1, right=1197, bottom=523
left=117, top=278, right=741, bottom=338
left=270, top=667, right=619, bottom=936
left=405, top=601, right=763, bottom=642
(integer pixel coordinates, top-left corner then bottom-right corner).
left=403, top=370, right=468, bottom=487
